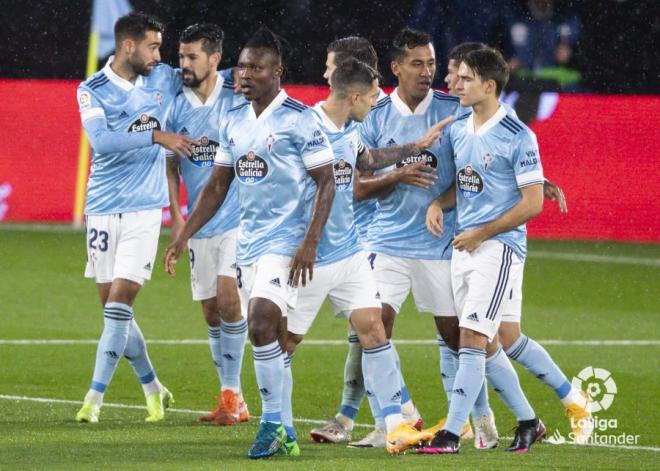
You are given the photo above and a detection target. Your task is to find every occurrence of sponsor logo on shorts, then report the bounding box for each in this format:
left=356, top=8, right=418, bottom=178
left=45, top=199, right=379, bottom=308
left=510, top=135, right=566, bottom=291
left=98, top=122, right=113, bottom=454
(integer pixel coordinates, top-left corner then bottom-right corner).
left=269, top=277, right=281, bottom=288
left=457, top=165, right=484, bottom=198
left=128, top=114, right=161, bottom=133
left=466, top=312, right=479, bottom=322
left=235, top=151, right=268, bottom=184
left=189, top=135, right=219, bottom=168
left=334, top=159, right=353, bottom=191
left=143, top=262, right=152, bottom=271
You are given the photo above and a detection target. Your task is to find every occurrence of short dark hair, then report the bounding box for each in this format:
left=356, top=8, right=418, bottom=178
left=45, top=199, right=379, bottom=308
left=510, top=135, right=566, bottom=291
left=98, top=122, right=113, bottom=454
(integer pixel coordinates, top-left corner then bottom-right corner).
left=448, top=41, right=488, bottom=64
left=114, top=12, right=164, bottom=45
left=331, top=57, right=380, bottom=97
left=462, top=48, right=510, bottom=96
left=391, top=28, right=432, bottom=62
left=179, top=23, right=224, bottom=55
left=327, top=36, right=378, bottom=69
left=244, top=26, right=284, bottom=61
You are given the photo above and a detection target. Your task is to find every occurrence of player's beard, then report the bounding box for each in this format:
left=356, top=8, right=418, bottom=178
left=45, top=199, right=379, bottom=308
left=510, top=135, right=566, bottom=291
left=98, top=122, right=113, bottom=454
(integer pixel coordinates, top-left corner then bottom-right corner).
left=182, top=69, right=206, bottom=88
left=128, top=54, right=154, bottom=77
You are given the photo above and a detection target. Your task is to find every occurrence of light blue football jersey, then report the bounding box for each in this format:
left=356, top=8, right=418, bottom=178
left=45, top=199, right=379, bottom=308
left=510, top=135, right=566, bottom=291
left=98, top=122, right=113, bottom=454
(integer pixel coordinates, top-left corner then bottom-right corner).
left=304, top=103, right=363, bottom=266
left=166, top=71, right=244, bottom=239
left=77, top=59, right=182, bottom=215
left=352, top=88, right=389, bottom=250
left=449, top=105, right=544, bottom=260
left=214, top=90, right=334, bottom=265
left=359, top=89, right=461, bottom=260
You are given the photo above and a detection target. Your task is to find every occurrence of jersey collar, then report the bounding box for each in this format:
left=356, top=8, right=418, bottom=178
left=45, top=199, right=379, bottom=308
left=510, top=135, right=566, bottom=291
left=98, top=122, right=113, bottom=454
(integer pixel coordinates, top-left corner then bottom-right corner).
left=248, top=89, right=288, bottom=121
left=467, top=105, right=507, bottom=135
left=313, top=101, right=346, bottom=133
left=103, top=56, right=144, bottom=91
left=183, top=71, right=224, bottom=108
left=390, top=87, right=433, bottom=116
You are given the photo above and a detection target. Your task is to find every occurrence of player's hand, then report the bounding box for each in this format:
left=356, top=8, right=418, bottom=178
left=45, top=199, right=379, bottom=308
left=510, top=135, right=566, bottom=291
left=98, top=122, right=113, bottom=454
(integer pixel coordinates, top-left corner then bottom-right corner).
left=414, top=116, right=454, bottom=151
left=543, top=179, right=568, bottom=213
left=452, top=227, right=486, bottom=253
left=288, top=240, right=317, bottom=288
left=426, top=200, right=444, bottom=237
left=164, top=238, right=186, bottom=277
left=396, top=160, right=437, bottom=188
left=153, top=130, right=199, bottom=157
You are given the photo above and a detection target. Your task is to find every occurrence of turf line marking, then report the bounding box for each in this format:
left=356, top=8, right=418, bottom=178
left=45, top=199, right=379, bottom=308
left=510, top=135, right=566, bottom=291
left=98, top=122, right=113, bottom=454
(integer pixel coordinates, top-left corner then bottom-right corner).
left=1, top=339, right=658, bottom=346
left=1, top=394, right=659, bottom=453
left=528, top=251, right=660, bottom=267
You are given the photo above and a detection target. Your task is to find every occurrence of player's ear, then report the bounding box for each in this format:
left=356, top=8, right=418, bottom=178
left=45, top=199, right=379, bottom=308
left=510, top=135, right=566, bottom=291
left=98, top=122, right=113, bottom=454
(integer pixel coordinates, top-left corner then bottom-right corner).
left=210, top=52, right=221, bottom=68
left=273, top=64, right=283, bottom=78
left=391, top=61, right=400, bottom=78
left=122, top=38, right=135, bottom=55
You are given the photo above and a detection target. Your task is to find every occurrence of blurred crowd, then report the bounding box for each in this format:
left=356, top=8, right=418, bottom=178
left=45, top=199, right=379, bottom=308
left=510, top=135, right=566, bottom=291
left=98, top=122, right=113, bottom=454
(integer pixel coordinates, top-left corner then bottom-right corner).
left=0, top=0, right=656, bottom=94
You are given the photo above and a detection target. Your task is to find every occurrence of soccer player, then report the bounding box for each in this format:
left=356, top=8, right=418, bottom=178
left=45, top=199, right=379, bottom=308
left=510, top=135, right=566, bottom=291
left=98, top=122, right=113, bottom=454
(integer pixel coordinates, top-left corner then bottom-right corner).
left=418, top=47, right=549, bottom=455
left=426, top=40, right=589, bottom=447
left=338, top=28, right=469, bottom=448
left=75, top=12, right=198, bottom=423
left=163, top=27, right=336, bottom=459
left=283, top=58, right=449, bottom=454
left=165, top=24, right=249, bottom=425
left=310, top=36, right=436, bottom=447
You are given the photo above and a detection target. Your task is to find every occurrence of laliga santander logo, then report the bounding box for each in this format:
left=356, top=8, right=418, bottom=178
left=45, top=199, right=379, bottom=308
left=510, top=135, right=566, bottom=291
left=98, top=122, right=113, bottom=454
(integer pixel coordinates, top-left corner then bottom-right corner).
left=572, top=366, right=617, bottom=412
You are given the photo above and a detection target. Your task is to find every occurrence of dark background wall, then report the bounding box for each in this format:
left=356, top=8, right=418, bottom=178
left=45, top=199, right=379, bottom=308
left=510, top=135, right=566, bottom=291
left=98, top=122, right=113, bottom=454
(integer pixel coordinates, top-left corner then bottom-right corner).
left=1, top=0, right=657, bottom=93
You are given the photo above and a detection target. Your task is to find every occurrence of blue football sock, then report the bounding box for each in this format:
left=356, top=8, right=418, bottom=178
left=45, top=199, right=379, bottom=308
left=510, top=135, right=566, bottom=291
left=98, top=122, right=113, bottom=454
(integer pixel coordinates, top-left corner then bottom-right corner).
left=281, top=353, right=295, bottom=435
left=391, top=342, right=415, bottom=416
left=362, top=342, right=402, bottom=431
left=124, top=318, right=161, bottom=394
left=253, top=341, right=284, bottom=424
left=471, top=378, right=492, bottom=418
left=220, top=318, right=247, bottom=390
left=486, top=347, right=535, bottom=421
left=507, top=334, right=572, bottom=399
left=207, top=325, right=223, bottom=388
left=90, top=302, right=133, bottom=393
left=444, top=348, right=486, bottom=436
left=339, top=331, right=364, bottom=419
left=438, top=335, right=457, bottom=405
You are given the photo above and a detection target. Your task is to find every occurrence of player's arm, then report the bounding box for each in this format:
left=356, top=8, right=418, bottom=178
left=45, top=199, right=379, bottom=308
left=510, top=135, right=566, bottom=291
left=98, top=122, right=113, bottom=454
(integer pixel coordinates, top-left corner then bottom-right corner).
left=453, top=130, right=544, bottom=252
left=166, top=156, right=185, bottom=240
left=426, top=185, right=456, bottom=237
left=77, top=87, right=198, bottom=155
left=164, top=165, right=235, bottom=276
left=289, top=163, right=335, bottom=288
left=453, top=184, right=543, bottom=252
left=355, top=116, right=453, bottom=171
left=354, top=161, right=437, bottom=201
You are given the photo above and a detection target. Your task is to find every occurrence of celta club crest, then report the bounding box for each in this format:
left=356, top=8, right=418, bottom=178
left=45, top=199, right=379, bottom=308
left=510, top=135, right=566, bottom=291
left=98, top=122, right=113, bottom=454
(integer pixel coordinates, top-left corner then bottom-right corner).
left=267, top=133, right=275, bottom=152
left=155, top=92, right=163, bottom=106
left=483, top=153, right=493, bottom=171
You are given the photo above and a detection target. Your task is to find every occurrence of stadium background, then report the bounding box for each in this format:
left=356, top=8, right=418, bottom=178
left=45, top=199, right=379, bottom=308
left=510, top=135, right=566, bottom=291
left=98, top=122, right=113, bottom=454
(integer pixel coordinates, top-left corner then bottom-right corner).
left=0, top=1, right=658, bottom=468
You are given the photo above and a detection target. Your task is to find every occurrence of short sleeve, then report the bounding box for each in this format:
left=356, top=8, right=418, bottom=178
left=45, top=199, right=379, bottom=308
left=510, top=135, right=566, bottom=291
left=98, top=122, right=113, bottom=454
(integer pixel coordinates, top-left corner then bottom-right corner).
left=512, top=129, right=544, bottom=188
left=77, top=86, right=105, bottom=123
left=214, top=121, right=233, bottom=167
left=295, top=111, right=334, bottom=170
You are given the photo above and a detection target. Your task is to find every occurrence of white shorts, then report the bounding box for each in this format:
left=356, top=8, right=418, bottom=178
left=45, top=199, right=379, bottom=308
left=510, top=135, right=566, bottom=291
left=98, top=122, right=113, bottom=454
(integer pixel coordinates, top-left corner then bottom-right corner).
left=237, top=254, right=297, bottom=317
left=371, top=252, right=455, bottom=317
left=451, top=240, right=524, bottom=342
left=188, top=229, right=238, bottom=301
left=501, top=267, right=523, bottom=323
left=84, top=209, right=161, bottom=285
left=288, top=251, right=381, bottom=335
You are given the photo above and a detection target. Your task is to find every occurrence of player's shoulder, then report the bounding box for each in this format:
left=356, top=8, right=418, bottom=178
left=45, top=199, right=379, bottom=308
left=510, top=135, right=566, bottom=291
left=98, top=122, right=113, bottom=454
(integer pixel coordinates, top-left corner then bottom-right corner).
left=432, top=89, right=460, bottom=104
left=228, top=100, right=250, bottom=114
left=281, top=96, right=308, bottom=113
left=371, top=94, right=392, bottom=112
left=80, top=70, right=110, bottom=92
left=497, top=110, right=534, bottom=139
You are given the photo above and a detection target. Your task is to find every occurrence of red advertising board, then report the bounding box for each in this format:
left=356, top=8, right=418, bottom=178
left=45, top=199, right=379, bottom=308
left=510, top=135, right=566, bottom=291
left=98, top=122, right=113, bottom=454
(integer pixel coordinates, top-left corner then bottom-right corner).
left=0, top=79, right=657, bottom=243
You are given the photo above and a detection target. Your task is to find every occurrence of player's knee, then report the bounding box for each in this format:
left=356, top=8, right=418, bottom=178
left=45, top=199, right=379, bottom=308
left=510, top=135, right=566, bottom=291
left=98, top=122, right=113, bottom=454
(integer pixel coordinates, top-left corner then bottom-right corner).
left=498, top=322, right=522, bottom=351
left=435, top=316, right=460, bottom=350
left=248, top=316, right=278, bottom=346
left=459, top=327, right=488, bottom=350
left=201, top=300, right=220, bottom=327
left=380, top=305, right=396, bottom=339
left=217, top=296, right=242, bottom=323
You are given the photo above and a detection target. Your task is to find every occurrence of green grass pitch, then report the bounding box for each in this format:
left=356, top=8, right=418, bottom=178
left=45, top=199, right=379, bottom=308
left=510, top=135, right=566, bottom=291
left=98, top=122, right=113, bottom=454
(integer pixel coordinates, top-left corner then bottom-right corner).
left=1, top=227, right=658, bottom=469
